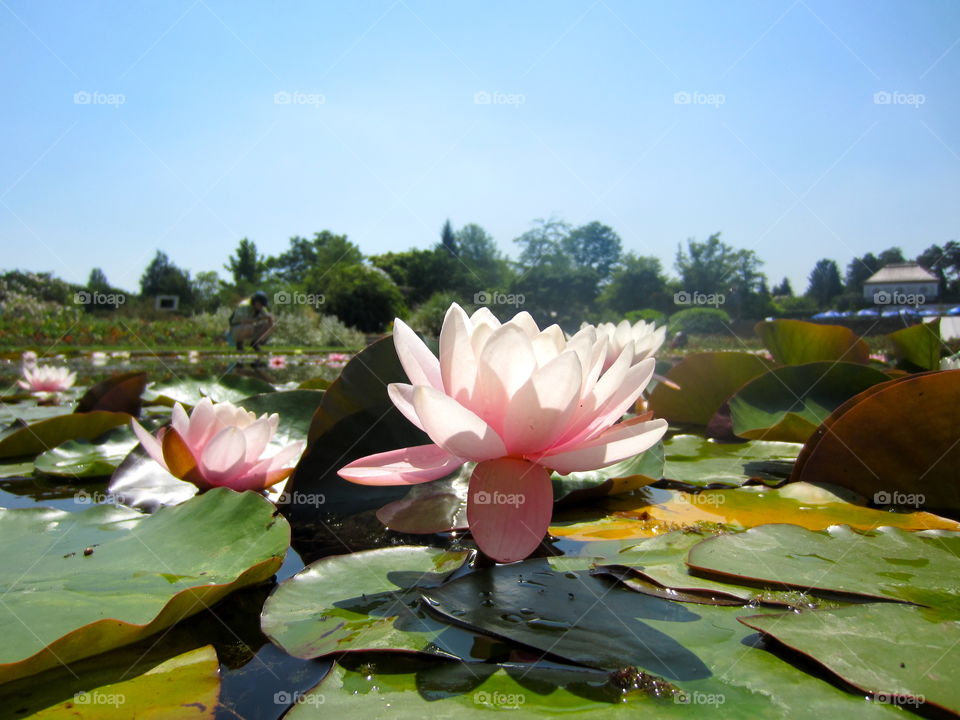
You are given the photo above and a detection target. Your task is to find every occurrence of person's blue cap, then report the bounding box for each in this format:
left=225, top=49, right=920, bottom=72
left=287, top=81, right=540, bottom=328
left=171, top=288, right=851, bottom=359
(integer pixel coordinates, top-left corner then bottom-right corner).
left=251, top=291, right=268, bottom=306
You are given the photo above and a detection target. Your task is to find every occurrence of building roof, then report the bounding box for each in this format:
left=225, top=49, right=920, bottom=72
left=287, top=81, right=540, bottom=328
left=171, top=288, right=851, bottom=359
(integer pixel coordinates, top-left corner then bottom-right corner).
left=864, top=262, right=938, bottom=284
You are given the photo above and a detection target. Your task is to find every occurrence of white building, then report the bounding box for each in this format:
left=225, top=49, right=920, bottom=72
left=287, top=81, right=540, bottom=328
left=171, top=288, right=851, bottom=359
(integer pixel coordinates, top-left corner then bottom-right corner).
left=863, top=263, right=938, bottom=303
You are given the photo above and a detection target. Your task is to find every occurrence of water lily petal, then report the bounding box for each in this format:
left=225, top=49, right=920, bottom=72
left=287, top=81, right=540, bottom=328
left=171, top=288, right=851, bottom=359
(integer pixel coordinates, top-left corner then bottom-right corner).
left=470, top=324, right=537, bottom=431
left=183, top=398, right=217, bottom=449
left=131, top=419, right=166, bottom=469
left=467, top=458, right=553, bottom=563
left=241, top=416, right=275, bottom=463
left=413, top=385, right=507, bottom=461
left=161, top=428, right=206, bottom=487
left=502, top=351, right=582, bottom=455
left=387, top=383, right=426, bottom=431
left=198, top=426, right=248, bottom=486
left=509, top=311, right=540, bottom=338
left=539, top=416, right=667, bottom=474
left=338, top=444, right=464, bottom=485
left=439, top=304, right=477, bottom=403
left=393, top=318, right=443, bottom=389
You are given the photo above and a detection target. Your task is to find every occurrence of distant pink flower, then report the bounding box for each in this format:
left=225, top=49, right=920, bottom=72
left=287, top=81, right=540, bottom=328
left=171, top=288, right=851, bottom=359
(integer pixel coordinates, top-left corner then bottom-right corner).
left=869, top=352, right=888, bottom=364
left=188, top=350, right=200, bottom=363
left=338, top=304, right=667, bottom=563
left=18, top=352, right=76, bottom=394
left=269, top=355, right=287, bottom=369
left=131, top=398, right=304, bottom=492
left=325, top=352, right=350, bottom=368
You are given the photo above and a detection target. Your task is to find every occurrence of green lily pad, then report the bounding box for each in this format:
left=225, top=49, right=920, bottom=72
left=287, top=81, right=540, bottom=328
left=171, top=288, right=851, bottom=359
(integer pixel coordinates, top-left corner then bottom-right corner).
left=889, top=319, right=941, bottom=371
left=592, top=531, right=835, bottom=608
left=107, top=449, right=197, bottom=512
left=755, top=319, right=869, bottom=365
left=34, top=426, right=139, bottom=478
left=0, top=402, right=74, bottom=425
left=662, top=434, right=801, bottom=487
left=0, top=411, right=132, bottom=460
left=28, top=645, right=220, bottom=719
left=728, top=362, right=890, bottom=442
left=237, top=389, right=325, bottom=447
left=741, top=604, right=959, bottom=715
left=75, top=371, right=147, bottom=416
left=145, top=374, right=275, bottom=407
left=0, top=488, right=289, bottom=683
left=791, top=370, right=960, bottom=512
left=687, top=524, right=960, bottom=608
left=0, top=460, right=36, bottom=479
left=261, top=546, right=510, bottom=661
left=297, top=377, right=331, bottom=390
left=648, top=352, right=775, bottom=426
left=552, top=442, right=664, bottom=505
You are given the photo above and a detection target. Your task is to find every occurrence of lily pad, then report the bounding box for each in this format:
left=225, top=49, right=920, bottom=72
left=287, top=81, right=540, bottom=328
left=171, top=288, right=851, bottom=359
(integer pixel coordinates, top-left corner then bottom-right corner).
left=687, top=524, right=960, bottom=607
left=236, top=389, right=325, bottom=447
left=889, top=319, right=941, bottom=371
left=75, top=371, right=147, bottom=416
left=282, top=337, right=432, bottom=525
left=755, top=319, right=869, bottom=365
left=28, top=645, right=220, bottom=719
left=741, top=604, right=959, bottom=715
left=549, top=484, right=960, bottom=542
left=145, top=374, right=275, bottom=407
left=34, top=426, right=139, bottom=478
left=0, top=411, right=132, bottom=460
left=727, top=362, right=890, bottom=442
left=648, top=352, right=774, bottom=426
left=790, top=370, right=960, bottom=512
left=0, top=488, right=289, bottom=683
left=552, top=442, right=664, bottom=505
left=261, top=546, right=509, bottom=661
left=661, top=434, right=801, bottom=487
left=107, top=448, right=198, bottom=512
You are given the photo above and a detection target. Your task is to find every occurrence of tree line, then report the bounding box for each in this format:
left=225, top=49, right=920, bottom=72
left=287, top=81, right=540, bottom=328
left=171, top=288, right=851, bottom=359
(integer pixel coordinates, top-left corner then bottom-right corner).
left=49, top=220, right=960, bottom=332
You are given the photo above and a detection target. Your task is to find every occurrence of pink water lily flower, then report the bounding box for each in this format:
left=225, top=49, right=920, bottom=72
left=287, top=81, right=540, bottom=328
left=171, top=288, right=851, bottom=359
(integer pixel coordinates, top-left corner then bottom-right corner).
left=586, top=319, right=666, bottom=371
left=339, top=304, right=667, bottom=563
left=18, top=352, right=76, bottom=394
left=131, top=397, right=304, bottom=492
left=269, top=355, right=287, bottom=369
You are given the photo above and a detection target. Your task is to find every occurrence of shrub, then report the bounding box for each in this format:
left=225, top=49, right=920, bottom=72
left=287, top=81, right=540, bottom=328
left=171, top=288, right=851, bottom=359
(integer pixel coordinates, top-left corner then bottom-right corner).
left=408, top=291, right=465, bottom=337
left=668, top=307, right=731, bottom=335
left=323, top=265, right=407, bottom=333
left=624, top=308, right=667, bottom=326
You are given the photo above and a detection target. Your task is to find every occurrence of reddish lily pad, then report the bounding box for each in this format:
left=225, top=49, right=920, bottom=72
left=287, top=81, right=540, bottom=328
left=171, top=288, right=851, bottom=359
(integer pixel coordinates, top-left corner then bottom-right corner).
left=75, top=371, right=147, bottom=416
left=790, top=370, right=960, bottom=512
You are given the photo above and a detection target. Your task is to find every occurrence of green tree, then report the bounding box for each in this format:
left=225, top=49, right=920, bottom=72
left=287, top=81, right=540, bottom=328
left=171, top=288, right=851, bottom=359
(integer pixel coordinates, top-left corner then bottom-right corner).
left=370, top=249, right=449, bottom=306
left=192, top=271, right=223, bottom=313
left=440, top=219, right=457, bottom=256
left=140, top=251, right=194, bottom=308
left=771, top=277, right=793, bottom=296
left=916, top=241, right=960, bottom=297
left=598, top=253, right=668, bottom=314
left=805, top=258, right=844, bottom=308
left=845, top=252, right=879, bottom=294
left=878, top=247, right=906, bottom=266
left=225, top=238, right=264, bottom=286
left=87, top=268, right=111, bottom=293
left=323, top=265, right=407, bottom=333
left=265, top=231, right=363, bottom=287
left=563, top=221, right=622, bottom=279
left=675, top=233, right=766, bottom=318
left=454, top=223, right=509, bottom=295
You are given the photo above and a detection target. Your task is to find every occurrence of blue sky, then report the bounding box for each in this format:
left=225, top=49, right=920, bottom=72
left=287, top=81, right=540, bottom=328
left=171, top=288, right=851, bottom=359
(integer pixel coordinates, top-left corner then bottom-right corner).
left=2, top=0, right=958, bottom=294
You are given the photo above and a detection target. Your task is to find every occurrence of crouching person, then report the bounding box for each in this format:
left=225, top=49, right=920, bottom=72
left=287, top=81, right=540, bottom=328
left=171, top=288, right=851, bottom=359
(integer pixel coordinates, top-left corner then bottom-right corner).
left=227, top=291, right=275, bottom=351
